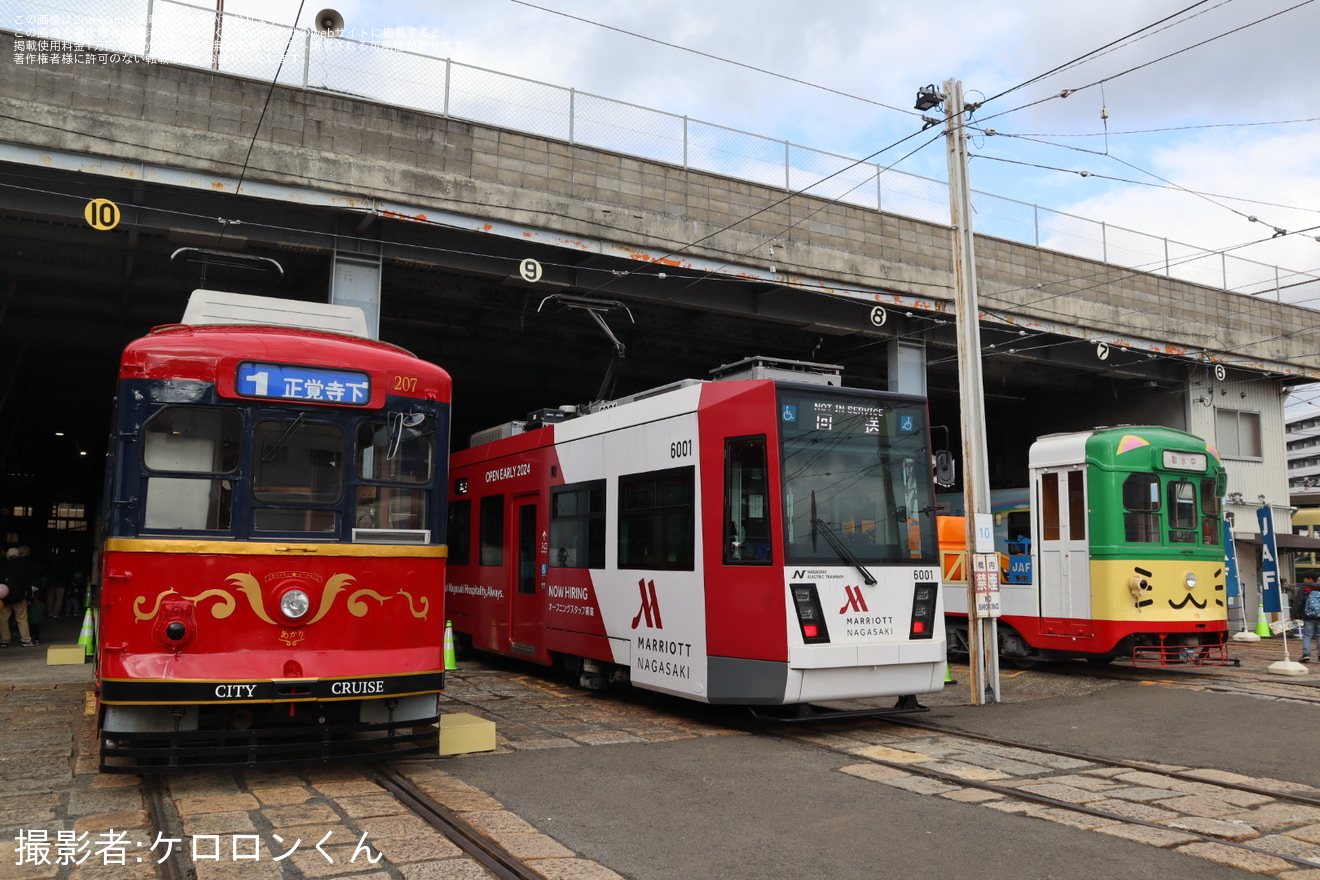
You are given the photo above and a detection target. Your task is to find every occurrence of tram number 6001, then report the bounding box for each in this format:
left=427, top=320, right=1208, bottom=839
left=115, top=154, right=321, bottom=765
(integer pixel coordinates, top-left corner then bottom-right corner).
left=670, top=440, right=693, bottom=459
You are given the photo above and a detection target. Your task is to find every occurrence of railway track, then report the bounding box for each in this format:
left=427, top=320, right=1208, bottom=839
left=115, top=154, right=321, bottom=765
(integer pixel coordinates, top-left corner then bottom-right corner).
left=138, top=764, right=549, bottom=880
left=778, top=717, right=1320, bottom=875
left=370, top=763, right=544, bottom=880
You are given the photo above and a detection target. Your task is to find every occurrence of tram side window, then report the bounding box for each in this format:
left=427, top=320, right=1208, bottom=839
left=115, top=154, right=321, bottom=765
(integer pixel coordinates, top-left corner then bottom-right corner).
left=725, top=437, right=770, bottom=565
left=550, top=481, right=606, bottom=569
left=356, top=418, right=432, bottom=483
left=354, top=418, right=432, bottom=532
left=448, top=499, right=471, bottom=566
left=1067, top=470, right=1086, bottom=541
left=480, top=495, right=505, bottom=566
left=252, top=419, right=343, bottom=533
left=142, top=406, right=240, bottom=531
left=619, top=467, right=695, bottom=571
left=1200, top=479, right=1221, bottom=546
left=1039, top=473, right=1060, bottom=541
left=1122, top=473, right=1161, bottom=543
left=1166, top=480, right=1197, bottom=543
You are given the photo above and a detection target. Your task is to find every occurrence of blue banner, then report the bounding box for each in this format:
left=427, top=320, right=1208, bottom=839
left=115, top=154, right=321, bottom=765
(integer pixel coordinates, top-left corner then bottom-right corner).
left=1222, top=519, right=1240, bottom=599
left=1257, top=505, right=1282, bottom=613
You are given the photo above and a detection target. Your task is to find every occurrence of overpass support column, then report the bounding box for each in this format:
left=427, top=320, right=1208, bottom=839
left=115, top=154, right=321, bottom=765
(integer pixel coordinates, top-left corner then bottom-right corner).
left=887, top=338, right=927, bottom=396
left=330, top=249, right=382, bottom=339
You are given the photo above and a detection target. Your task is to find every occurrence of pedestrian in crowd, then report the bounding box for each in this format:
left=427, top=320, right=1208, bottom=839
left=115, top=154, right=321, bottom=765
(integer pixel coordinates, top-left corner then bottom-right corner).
left=26, top=590, right=44, bottom=644
left=62, top=571, right=86, bottom=618
left=46, top=548, right=70, bottom=620
left=1292, top=576, right=1320, bottom=663
left=0, top=547, right=37, bottom=647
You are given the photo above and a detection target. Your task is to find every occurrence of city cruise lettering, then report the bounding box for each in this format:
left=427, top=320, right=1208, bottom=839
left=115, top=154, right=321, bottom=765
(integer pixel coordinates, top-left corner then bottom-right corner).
left=212, top=680, right=387, bottom=698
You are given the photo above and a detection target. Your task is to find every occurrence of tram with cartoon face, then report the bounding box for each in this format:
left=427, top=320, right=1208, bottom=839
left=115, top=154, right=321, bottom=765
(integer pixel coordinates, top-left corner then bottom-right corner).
left=444, top=358, right=945, bottom=715
left=942, top=426, right=1230, bottom=667
left=97, top=294, right=452, bottom=771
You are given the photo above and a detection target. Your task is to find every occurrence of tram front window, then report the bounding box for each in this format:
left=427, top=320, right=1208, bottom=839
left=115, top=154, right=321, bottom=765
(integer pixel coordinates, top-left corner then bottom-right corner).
left=141, top=405, right=239, bottom=531
left=354, top=416, right=433, bottom=531
left=252, top=418, right=343, bottom=533
left=779, top=392, right=935, bottom=565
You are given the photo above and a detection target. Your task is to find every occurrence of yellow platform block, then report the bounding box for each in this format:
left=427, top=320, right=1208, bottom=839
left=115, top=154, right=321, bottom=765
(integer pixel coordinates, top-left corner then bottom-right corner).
left=46, top=644, right=85, bottom=665
left=438, top=712, right=496, bottom=756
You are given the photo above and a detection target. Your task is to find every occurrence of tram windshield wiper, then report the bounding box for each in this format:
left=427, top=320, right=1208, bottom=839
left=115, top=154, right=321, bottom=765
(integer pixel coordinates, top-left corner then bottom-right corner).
left=811, top=516, right=877, bottom=586
left=263, top=413, right=307, bottom=462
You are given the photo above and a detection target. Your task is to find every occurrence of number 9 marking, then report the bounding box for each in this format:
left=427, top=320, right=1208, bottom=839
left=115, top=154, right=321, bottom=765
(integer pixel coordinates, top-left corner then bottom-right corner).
left=520, top=258, right=543, bottom=283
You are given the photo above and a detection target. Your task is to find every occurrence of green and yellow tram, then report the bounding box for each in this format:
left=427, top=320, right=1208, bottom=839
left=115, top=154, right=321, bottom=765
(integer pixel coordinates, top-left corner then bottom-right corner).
left=943, top=426, right=1230, bottom=666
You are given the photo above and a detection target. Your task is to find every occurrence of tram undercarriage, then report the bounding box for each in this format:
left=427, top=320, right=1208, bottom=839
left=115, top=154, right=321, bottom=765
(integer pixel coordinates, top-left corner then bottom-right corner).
left=99, top=694, right=440, bottom=773
left=945, top=621, right=1234, bottom=669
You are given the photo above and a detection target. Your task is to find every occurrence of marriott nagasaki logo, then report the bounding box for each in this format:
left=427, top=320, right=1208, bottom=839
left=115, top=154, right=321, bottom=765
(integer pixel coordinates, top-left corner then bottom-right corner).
left=840, top=585, right=869, bottom=614
left=630, top=579, right=691, bottom=680
left=631, top=578, right=662, bottom=629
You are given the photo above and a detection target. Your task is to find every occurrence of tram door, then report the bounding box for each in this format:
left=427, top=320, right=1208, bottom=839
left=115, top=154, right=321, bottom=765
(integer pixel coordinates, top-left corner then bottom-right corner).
left=509, top=495, right=543, bottom=654
left=1034, top=467, right=1092, bottom=627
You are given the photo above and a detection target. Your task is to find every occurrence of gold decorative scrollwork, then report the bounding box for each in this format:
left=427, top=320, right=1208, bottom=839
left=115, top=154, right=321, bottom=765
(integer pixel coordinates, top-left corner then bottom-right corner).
left=219, top=574, right=275, bottom=624
left=133, top=590, right=178, bottom=621
left=347, top=589, right=390, bottom=618
left=306, top=574, right=355, bottom=625
left=132, top=571, right=431, bottom=625
left=395, top=590, right=430, bottom=619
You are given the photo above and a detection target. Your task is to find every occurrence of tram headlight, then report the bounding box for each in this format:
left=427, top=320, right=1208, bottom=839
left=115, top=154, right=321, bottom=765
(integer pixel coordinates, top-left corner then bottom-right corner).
left=280, top=588, right=311, bottom=620
left=1184, top=572, right=1198, bottom=590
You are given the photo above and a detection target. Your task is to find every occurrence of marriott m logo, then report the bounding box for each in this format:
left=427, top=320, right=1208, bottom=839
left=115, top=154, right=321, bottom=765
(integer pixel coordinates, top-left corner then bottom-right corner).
left=839, top=585, right=869, bottom=614
left=631, top=579, right=663, bottom=629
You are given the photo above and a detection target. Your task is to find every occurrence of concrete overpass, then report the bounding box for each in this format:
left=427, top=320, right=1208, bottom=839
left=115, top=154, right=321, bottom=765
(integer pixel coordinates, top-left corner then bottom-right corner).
left=0, top=35, right=1316, bottom=564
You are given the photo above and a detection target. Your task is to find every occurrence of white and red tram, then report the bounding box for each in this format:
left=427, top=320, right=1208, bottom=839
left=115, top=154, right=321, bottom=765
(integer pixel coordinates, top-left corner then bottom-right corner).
left=445, top=359, right=945, bottom=714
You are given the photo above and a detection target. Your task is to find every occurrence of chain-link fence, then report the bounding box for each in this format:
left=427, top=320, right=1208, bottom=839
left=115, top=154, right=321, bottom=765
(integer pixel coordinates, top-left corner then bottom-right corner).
left=7, top=0, right=1319, bottom=307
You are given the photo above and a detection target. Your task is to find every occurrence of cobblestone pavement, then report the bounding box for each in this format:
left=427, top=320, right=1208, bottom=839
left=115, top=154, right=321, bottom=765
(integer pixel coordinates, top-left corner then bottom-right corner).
left=789, top=722, right=1320, bottom=877
left=1, top=620, right=1318, bottom=880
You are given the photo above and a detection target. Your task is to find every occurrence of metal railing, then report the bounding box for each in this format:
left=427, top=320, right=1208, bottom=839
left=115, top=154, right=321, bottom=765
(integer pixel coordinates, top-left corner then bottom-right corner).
left=7, top=0, right=1320, bottom=307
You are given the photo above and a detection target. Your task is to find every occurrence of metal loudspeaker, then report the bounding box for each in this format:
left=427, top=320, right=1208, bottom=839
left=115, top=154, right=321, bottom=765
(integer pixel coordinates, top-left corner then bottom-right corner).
left=314, top=9, right=344, bottom=37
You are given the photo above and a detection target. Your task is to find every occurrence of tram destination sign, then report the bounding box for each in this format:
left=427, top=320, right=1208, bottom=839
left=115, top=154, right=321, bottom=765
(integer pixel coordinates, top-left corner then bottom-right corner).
left=779, top=391, right=920, bottom=437
left=1162, top=449, right=1207, bottom=471
left=236, top=362, right=371, bottom=405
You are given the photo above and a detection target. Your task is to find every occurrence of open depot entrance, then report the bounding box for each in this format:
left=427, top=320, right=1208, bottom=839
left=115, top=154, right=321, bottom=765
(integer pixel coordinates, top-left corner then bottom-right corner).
left=0, top=160, right=1203, bottom=559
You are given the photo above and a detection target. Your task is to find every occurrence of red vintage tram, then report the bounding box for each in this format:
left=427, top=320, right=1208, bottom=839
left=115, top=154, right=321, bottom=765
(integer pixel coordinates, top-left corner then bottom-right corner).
left=97, top=294, right=452, bottom=771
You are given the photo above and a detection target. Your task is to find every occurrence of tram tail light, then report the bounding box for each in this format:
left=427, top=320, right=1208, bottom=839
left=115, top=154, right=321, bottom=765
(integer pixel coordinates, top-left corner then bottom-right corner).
left=909, top=582, right=938, bottom=640
left=791, top=583, right=830, bottom=644
left=153, top=601, right=195, bottom=649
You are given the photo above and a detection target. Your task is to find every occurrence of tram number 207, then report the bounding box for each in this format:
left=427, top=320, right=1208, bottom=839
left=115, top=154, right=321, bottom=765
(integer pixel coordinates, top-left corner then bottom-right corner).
left=670, top=440, right=693, bottom=459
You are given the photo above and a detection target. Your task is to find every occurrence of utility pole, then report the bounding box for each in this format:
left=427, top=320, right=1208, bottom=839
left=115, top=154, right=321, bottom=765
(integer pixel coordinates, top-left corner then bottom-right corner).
left=919, top=78, right=1001, bottom=704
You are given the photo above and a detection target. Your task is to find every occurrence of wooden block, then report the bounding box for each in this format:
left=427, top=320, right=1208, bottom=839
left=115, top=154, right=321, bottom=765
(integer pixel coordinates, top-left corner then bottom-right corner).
left=438, top=712, right=496, bottom=755
left=46, top=644, right=85, bottom=665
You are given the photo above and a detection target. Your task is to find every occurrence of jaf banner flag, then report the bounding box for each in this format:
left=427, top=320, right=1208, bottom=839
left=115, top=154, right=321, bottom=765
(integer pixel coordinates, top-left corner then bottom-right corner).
left=1222, top=519, right=1240, bottom=600
left=1257, top=504, right=1282, bottom=613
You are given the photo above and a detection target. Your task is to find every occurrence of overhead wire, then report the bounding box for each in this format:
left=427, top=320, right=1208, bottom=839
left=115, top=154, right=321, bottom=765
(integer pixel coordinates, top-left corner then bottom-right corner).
left=968, top=151, right=1320, bottom=220
left=575, top=126, right=949, bottom=303
left=998, top=116, right=1320, bottom=138
left=220, top=0, right=309, bottom=247
left=1048, top=0, right=1317, bottom=102
left=980, top=0, right=1222, bottom=104
left=501, top=0, right=924, bottom=119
